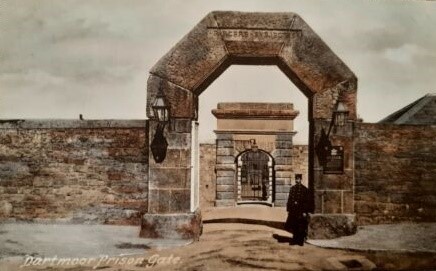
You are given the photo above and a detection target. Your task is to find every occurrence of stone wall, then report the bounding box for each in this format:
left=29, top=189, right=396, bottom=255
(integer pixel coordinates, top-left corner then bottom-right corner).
left=199, top=144, right=216, bottom=208
left=0, top=120, right=149, bottom=225
left=355, top=123, right=436, bottom=225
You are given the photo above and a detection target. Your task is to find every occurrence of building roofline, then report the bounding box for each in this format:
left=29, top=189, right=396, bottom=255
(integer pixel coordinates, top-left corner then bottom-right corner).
left=379, top=93, right=435, bottom=124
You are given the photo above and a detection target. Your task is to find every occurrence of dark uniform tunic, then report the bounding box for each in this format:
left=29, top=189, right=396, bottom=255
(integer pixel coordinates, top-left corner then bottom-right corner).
left=285, top=182, right=310, bottom=245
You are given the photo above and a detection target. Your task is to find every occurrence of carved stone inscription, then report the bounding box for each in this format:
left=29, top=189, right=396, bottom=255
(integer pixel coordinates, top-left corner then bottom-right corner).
left=207, top=28, right=300, bottom=42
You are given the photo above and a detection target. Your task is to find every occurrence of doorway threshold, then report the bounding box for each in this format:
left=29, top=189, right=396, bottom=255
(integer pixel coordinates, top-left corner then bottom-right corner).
left=237, top=201, right=273, bottom=207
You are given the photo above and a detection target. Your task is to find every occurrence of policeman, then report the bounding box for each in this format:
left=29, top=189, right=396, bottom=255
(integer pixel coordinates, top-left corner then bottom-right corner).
left=284, top=174, right=310, bottom=246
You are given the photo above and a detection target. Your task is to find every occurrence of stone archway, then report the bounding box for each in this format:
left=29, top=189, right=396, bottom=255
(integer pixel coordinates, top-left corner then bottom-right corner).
left=142, top=11, right=357, bottom=240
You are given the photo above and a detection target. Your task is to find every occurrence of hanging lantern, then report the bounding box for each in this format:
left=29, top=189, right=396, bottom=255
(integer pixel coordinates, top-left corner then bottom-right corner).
left=334, top=101, right=349, bottom=126
left=152, top=90, right=170, bottom=123
left=150, top=87, right=170, bottom=163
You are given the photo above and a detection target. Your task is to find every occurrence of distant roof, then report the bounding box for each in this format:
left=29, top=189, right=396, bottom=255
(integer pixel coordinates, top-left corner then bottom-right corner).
left=379, top=93, right=436, bottom=125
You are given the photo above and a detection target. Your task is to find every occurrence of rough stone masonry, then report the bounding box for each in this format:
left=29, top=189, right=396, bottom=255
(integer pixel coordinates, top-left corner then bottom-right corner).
left=355, top=123, right=436, bottom=225
left=0, top=120, right=149, bottom=225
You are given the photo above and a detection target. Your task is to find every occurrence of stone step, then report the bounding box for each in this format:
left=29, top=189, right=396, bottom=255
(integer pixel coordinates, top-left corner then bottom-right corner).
left=202, top=205, right=287, bottom=230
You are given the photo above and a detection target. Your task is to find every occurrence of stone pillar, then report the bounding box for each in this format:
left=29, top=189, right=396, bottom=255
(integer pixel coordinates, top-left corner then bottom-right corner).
left=273, top=133, right=294, bottom=207
left=237, top=159, right=242, bottom=201
left=215, top=133, right=236, bottom=207
left=308, top=119, right=356, bottom=239
left=140, top=119, right=201, bottom=239
left=190, top=121, right=200, bottom=212
left=268, top=160, right=273, bottom=203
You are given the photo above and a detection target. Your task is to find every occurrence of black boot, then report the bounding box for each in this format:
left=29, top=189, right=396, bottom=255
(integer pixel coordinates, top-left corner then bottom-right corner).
left=293, top=235, right=304, bottom=246
left=289, top=238, right=298, bottom=245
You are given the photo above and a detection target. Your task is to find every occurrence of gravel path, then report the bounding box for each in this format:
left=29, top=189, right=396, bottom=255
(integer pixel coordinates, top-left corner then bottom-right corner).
left=0, top=223, right=435, bottom=270
left=309, top=223, right=436, bottom=253
left=0, top=223, right=190, bottom=259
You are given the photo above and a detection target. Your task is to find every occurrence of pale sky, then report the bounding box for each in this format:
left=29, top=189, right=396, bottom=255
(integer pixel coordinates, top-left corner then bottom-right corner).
left=1, top=0, right=435, bottom=144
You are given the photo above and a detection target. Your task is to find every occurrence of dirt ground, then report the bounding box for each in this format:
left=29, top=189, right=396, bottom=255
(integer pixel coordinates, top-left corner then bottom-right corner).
left=1, top=223, right=435, bottom=271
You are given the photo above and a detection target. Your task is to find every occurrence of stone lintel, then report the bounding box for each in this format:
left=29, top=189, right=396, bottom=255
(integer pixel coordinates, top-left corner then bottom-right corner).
left=212, top=108, right=299, bottom=120
left=215, top=130, right=297, bottom=135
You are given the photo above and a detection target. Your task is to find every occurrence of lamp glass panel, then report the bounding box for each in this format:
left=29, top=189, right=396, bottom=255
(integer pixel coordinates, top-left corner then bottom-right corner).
left=153, top=96, right=165, bottom=107
left=335, top=113, right=345, bottom=126
left=152, top=94, right=170, bottom=122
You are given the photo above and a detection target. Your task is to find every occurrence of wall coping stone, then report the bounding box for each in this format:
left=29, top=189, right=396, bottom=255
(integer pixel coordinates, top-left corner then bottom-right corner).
left=356, top=122, right=436, bottom=130
left=0, top=119, right=147, bottom=129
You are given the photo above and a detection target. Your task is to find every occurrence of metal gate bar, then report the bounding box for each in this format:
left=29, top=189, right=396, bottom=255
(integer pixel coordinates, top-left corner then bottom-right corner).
left=238, top=150, right=271, bottom=201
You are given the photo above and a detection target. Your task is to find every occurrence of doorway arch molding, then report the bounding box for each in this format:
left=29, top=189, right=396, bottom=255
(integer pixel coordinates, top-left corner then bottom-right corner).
left=142, top=11, right=358, bottom=240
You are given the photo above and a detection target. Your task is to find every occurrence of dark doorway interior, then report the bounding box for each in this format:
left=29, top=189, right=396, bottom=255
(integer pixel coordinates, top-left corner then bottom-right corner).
left=237, top=150, right=273, bottom=202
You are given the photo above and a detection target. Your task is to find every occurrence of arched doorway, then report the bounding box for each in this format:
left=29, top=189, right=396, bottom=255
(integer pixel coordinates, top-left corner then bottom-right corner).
left=236, top=149, right=274, bottom=205
left=142, top=11, right=358, bottom=240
